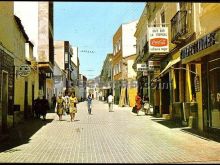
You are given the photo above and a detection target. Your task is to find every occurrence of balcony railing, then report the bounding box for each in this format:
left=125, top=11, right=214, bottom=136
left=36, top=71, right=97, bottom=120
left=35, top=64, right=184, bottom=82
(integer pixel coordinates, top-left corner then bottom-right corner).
left=171, top=10, right=187, bottom=44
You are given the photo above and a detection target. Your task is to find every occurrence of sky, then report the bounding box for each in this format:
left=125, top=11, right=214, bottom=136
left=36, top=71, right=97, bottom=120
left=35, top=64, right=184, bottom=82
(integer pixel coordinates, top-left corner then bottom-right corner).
left=54, top=2, right=145, bottom=80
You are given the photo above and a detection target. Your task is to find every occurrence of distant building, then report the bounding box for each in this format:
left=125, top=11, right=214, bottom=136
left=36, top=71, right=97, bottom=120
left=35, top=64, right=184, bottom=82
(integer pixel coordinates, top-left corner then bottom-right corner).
left=112, top=20, right=138, bottom=106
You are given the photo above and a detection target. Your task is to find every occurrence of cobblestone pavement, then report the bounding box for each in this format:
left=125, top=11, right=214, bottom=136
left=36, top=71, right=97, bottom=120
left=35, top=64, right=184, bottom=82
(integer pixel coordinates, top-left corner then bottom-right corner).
left=0, top=100, right=220, bottom=163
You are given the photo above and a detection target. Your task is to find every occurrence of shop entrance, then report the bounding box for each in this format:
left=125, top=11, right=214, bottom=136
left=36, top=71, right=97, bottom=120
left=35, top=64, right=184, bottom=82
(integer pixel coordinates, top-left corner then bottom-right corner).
left=161, top=73, right=170, bottom=114
left=208, top=56, right=220, bottom=129
left=1, top=71, right=8, bottom=132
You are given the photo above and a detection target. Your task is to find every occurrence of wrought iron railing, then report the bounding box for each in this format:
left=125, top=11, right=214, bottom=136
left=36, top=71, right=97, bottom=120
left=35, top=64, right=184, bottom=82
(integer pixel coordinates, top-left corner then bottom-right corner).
left=171, top=10, right=188, bottom=44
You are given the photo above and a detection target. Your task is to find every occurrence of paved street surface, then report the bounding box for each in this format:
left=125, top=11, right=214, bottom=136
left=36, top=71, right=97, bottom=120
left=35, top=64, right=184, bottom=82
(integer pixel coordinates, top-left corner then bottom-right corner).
left=0, top=100, right=220, bottom=163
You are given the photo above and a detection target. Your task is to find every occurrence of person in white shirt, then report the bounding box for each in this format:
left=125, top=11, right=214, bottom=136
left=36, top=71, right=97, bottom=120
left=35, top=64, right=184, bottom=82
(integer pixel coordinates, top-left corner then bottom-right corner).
left=63, top=92, right=70, bottom=115
left=108, top=93, right=114, bottom=112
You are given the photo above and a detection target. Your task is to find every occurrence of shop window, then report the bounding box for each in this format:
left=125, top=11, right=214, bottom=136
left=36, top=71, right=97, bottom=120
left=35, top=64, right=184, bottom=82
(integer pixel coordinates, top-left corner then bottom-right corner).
left=161, top=11, right=165, bottom=27
left=208, top=56, right=220, bottom=128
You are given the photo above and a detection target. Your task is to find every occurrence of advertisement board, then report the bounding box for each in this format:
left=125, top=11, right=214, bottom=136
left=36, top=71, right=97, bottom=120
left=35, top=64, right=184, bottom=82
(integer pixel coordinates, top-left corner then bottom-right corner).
left=148, top=27, right=169, bottom=53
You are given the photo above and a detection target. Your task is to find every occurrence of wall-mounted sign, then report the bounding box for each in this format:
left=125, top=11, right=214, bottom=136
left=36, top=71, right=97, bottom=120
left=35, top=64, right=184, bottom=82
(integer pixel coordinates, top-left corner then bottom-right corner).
left=18, top=64, right=31, bottom=77
left=181, top=32, right=216, bottom=60
left=194, top=75, right=200, bottom=92
left=137, top=64, right=147, bottom=71
left=148, top=27, right=169, bottom=53
left=148, top=60, right=160, bottom=69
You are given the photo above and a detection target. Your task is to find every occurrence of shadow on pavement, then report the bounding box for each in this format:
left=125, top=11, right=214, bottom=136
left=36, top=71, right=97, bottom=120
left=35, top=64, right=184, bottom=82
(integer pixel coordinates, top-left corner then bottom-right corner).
left=181, top=128, right=220, bottom=143
left=0, top=118, right=53, bottom=152
left=151, top=118, right=186, bottom=129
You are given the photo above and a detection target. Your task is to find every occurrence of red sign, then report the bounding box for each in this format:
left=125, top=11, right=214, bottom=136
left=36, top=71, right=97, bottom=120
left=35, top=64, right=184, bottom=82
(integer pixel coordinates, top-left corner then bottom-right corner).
left=150, top=38, right=168, bottom=47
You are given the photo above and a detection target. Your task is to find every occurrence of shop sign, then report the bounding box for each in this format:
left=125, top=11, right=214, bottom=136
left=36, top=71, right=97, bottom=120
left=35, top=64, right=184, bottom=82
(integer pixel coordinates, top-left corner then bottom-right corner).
left=148, top=27, right=169, bottom=53
left=137, top=63, right=147, bottom=71
left=148, top=60, right=160, bottom=69
left=181, top=32, right=216, bottom=59
left=194, top=75, right=200, bottom=92
left=18, top=64, right=31, bottom=77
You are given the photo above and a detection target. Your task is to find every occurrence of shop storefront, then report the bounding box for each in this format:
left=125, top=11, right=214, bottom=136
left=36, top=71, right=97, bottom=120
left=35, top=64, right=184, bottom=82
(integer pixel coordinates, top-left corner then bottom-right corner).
left=0, top=48, right=14, bottom=132
left=181, top=27, right=220, bottom=131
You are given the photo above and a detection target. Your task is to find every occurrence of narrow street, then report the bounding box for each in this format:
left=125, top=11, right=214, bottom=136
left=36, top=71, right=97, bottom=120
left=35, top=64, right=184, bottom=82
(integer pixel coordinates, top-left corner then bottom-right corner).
left=0, top=100, right=220, bottom=163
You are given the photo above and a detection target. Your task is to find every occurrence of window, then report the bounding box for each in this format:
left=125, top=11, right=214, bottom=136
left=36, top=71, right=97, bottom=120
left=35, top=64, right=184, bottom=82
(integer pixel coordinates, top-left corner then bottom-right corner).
left=118, top=40, right=121, bottom=51
left=65, top=52, right=68, bottom=63
left=153, top=20, right=156, bottom=27
left=161, top=11, right=165, bottom=27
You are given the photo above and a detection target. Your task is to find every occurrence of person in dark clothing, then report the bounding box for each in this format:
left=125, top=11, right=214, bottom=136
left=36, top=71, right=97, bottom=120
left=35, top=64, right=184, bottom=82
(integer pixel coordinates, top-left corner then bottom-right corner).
left=51, top=94, right=57, bottom=111
left=40, top=96, right=50, bottom=121
left=33, top=97, right=41, bottom=119
left=87, top=94, right=92, bottom=115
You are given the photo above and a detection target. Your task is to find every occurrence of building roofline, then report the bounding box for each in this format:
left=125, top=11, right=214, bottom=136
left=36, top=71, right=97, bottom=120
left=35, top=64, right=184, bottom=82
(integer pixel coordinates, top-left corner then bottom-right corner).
left=14, top=15, right=29, bottom=41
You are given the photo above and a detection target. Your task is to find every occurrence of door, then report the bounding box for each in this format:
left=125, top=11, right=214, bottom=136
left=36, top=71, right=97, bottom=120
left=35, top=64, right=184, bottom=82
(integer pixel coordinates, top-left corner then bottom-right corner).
left=1, top=71, right=8, bottom=132
left=32, top=84, right=34, bottom=117
left=161, top=73, right=170, bottom=114
left=24, top=81, right=28, bottom=119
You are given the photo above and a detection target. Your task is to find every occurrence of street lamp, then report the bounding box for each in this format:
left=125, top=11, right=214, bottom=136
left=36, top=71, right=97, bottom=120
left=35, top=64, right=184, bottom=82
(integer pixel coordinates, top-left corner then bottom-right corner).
left=109, top=58, right=113, bottom=95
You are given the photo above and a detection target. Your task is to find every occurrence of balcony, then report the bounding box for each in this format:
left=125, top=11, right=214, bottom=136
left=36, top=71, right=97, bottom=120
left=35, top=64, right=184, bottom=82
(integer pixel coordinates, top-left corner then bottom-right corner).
left=171, top=10, right=188, bottom=44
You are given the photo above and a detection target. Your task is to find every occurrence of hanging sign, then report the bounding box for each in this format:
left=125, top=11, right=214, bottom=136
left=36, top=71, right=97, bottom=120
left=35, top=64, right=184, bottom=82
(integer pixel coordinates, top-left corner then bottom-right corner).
left=137, top=63, right=147, bottom=71
left=194, top=75, right=200, bottom=92
left=18, top=64, right=31, bottom=77
left=148, top=27, right=169, bottom=53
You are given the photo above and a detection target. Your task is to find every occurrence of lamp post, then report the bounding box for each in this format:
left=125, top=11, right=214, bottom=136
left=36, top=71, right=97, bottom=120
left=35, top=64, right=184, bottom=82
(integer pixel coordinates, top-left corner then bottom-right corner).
left=109, top=58, right=114, bottom=100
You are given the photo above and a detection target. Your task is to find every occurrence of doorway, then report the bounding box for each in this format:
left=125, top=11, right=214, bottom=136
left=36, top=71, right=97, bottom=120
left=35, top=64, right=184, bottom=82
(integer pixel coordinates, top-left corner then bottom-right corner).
left=24, top=81, right=28, bottom=119
left=1, top=71, right=8, bottom=132
left=161, top=73, right=170, bottom=114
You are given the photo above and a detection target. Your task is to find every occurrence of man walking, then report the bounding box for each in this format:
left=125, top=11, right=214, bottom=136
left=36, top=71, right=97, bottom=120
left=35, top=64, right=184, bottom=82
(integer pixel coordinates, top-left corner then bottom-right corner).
left=108, top=93, right=114, bottom=112
left=87, top=94, right=92, bottom=115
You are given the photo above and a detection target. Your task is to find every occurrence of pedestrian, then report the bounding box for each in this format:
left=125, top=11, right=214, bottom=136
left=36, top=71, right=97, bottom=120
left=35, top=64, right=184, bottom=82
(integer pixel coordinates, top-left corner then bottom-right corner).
left=55, top=94, right=65, bottom=121
left=142, top=95, right=150, bottom=115
left=108, top=93, right=114, bottom=112
left=63, top=92, right=70, bottom=115
left=51, top=94, right=57, bottom=111
left=87, top=94, right=92, bottom=115
left=40, top=96, right=50, bottom=121
left=33, top=97, right=41, bottom=119
left=69, top=92, right=78, bottom=122
left=135, top=92, right=142, bottom=116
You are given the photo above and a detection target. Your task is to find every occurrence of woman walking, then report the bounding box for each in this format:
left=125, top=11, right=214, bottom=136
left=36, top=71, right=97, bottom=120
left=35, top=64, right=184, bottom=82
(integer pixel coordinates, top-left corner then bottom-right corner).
left=69, top=92, right=78, bottom=122
left=55, top=94, right=65, bottom=121
left=135, top=92, right=142, bottom=116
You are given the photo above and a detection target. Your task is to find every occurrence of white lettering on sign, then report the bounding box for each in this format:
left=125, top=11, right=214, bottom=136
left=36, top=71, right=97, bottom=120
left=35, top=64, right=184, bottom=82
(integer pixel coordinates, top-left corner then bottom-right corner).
left=137, top=63, right=147, bottom=71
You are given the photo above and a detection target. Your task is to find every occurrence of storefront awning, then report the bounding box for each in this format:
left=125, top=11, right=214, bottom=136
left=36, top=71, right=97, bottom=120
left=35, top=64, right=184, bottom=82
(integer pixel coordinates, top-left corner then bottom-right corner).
left=159, top=56, right=180, bottom=77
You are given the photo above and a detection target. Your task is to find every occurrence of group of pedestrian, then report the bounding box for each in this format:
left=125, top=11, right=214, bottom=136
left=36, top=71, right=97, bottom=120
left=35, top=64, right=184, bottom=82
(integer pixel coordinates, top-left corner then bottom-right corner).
left=55, top=92, right=78, bottom=121
left=33, top=96, right=50, bottom=121
left=33, top=92, right=115, bottom=122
